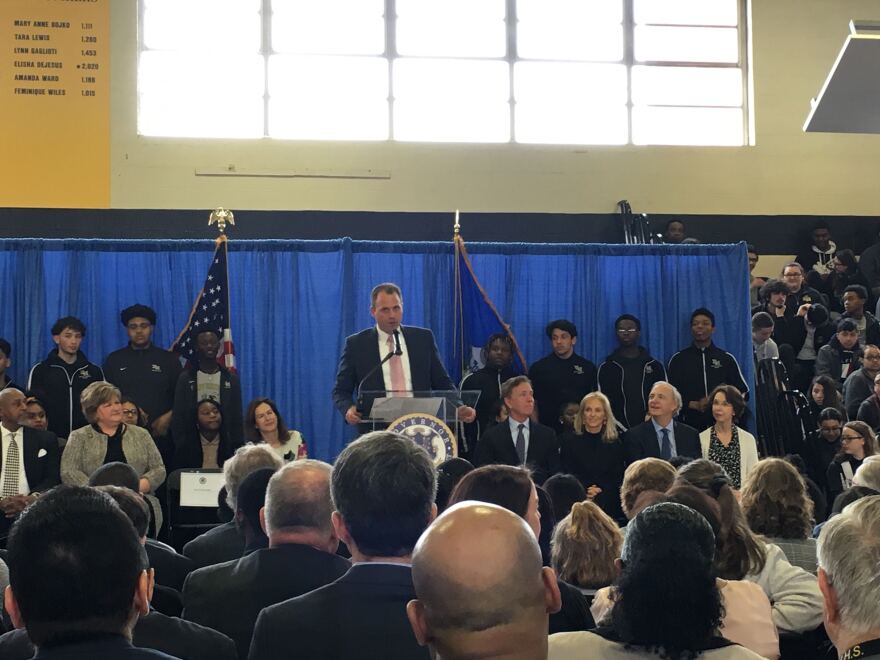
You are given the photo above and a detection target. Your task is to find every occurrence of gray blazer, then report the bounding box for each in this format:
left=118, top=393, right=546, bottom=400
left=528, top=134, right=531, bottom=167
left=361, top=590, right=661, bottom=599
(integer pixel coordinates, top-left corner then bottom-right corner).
left=61, top=423, right=166, bottom=491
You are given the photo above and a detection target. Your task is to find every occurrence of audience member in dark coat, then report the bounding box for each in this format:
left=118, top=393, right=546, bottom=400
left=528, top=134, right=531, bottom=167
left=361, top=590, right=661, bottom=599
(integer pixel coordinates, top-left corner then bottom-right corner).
left=802, top=408, right=844, bottom=496
left=248, top=432, right=435, bottom=660
left=473, top=376, right=560, bottom=484
left=183, top=460, right=349, bottom=659
left=623, top=382, right=701, bottom=464
left=145, top=539, right=193, bottom=593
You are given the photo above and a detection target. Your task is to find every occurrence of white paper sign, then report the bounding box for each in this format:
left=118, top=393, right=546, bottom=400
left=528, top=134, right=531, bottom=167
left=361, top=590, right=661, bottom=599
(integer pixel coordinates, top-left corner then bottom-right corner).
left=179, top=471, right=225, bottom=508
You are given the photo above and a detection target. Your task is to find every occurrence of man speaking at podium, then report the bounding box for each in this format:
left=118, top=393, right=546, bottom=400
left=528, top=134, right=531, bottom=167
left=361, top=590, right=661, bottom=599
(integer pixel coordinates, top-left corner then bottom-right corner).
left=333, top=283, right=476, bottom=430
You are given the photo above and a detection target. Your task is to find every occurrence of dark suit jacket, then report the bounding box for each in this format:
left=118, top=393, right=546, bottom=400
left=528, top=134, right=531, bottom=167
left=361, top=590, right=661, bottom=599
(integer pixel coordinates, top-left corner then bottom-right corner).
left=332, top=325, right=456, bottom=417
left=0, top=613, right=235, bottom=660
left=25, top=633, right=179, bottom=659
left=248, top=563, right=429, bottom=660
left=623, top=420, right=701, bottom=464
left=0, top=426, right=61, bottom=494
left=473, top=420, right=560, bottom=484
left=182, top=521, right=244, bottom=569
left=146, top=539, right=194, bottom=592
left=183, top=543, right=351, bottom=659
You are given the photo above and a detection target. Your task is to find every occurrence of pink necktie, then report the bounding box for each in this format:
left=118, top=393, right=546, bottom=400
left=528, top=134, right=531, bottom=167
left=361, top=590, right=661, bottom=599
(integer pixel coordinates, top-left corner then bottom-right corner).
left=387, top=334, right=406, bottom=396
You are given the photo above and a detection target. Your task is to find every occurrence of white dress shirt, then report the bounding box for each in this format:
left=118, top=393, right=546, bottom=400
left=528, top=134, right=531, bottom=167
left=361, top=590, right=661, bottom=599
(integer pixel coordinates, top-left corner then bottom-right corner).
left=376, top=325, right=413, bottom=394
left=508, top=416, right=530, bottom=463
left=1, top=424, right=30, bottom=496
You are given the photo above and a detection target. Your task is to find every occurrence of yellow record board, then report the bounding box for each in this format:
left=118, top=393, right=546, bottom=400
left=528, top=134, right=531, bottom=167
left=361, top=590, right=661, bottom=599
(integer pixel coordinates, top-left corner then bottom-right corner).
left=0, top=0, right=109, bottom=208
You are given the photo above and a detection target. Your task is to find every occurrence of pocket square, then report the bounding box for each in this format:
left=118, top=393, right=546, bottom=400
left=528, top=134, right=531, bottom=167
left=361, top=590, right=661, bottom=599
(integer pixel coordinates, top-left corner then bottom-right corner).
left=37, top=448, right=47, bottom=458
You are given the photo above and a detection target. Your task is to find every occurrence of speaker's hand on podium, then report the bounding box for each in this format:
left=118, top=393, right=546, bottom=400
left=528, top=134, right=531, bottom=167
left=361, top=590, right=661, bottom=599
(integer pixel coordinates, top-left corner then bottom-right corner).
left=345, top=405, right=363, bottom=425
left=457, top=405, right=476, bottom=424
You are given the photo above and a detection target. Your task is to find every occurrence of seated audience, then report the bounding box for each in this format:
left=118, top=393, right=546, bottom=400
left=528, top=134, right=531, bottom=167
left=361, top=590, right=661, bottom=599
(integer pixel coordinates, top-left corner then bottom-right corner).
left=249, top=431, right=435, bottom=660
left=841, top=284, right=880, bottom=347
left=21, top=395, right=49, bottom=433
left=747, top=245, right=767, bottom=308
left=816, top=496, right=880, bottom=660
left=816, top=318, right=863, bottom=384
left=814, top=486, right=880, bottom=539
left=473, top=376, right=560, bottom=485
left=667, top=308, right=749, bottom=430
left=447, top=465, right=594, bottom=635
left=435, top=457, right=474, bottom=513
left=27, top=316, right=104, bottom=440
left=741, top=459, right=818, bottom=573
left=783, top=453, right=828, bottom=524
left=808, top=375, right=846, bottom=428
left=557, top=402, right=579, bottom=435
left=182, top=460, right=349, bottom=659
left=795, top=303, right=836, bottom=393
left=828, top=421, right=877, bottom=505
left=183, top=443, right=282, bottom=568
left=751, top=311, right=779, bottom=362
left=802, top=407, right=844, bottom=496
left=61, top=381, right=166, bottom=535
left=535, top=485, right=556, bottom=565
left=234, top=467, right=275, bottom=555
left=245, top=397, right=306, bottom=462
left=597, top=314, right=666, bottom=429
left=662, top=218, right=687, bottom=244
left=677, top=459, right=824, bottom=633
left=542, top=473, right=587, bottom=523
left=623, top=381, right=701, bottom=464
left=174, top=398, right=240, bottom=470
left=828, top=249, right=871, bottom=314
left=853, top=455, right=880, bottom=491
left=699, top=385, right=759, bottom=490
left=551, top=501, right=622, bottom=597
left=559, top=392, right=625, bottom=520
left=121, top=394, right=149, bottom=429
left=782, top=261, right=825, bottom=313
left=857, top=373, right=880, bottom=433
left=549, top=502, right=765, bottom=660
left=3, top=486, right=174, bottom=659
left=89, top=461, right=193, bottom=592
left=460, top=333, right=517, bottom=457
left=796, top=222, right=837, bottom=294
left=619, top=458, right=676, bottom=521
left=0, top=388, right=60, bottom=542
left=407, top=502, right=562, bottom=660
left=528, top=320, right=597, bottom=432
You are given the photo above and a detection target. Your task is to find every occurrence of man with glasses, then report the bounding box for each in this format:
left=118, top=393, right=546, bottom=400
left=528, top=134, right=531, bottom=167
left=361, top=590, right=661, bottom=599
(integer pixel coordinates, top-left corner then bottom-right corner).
left=782, top=262, right=824, bottom=314
left=104, top=305, right=181, bottom=441
left=843, top=344, right=880, bottom=419
left=598, top=314, right=666, bottom=429
left=803, top=408, right=844, bottom=498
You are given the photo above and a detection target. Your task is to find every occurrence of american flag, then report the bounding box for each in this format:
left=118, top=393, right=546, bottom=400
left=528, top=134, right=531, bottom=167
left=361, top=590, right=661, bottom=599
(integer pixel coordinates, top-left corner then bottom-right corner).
left=171, top=235, right=237, bottom=372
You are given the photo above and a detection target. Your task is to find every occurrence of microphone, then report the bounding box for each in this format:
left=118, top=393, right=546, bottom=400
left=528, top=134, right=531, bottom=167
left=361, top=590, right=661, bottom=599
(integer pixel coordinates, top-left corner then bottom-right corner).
left=393, top=330, right=403, bottom=356
left=356, top=338, right=397, bottom=415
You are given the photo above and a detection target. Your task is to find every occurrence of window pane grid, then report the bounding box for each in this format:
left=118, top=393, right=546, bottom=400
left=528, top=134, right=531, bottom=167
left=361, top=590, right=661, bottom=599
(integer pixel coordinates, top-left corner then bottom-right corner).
left=137, top=0, right=749, bottom=146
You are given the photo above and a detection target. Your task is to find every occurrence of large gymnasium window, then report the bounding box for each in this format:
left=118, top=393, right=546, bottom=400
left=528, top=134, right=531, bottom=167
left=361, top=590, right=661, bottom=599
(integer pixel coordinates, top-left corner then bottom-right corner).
left=137, top=0, right=750, bottom=145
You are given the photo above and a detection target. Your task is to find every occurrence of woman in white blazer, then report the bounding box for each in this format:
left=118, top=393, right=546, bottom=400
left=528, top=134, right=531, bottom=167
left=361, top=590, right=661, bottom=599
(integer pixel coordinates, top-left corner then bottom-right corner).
left=699, top=385, right=759, bottom=489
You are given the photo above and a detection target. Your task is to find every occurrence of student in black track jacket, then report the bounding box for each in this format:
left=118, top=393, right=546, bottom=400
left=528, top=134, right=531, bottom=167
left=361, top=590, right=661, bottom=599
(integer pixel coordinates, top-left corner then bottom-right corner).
left=27, top=317, right=104, bottom=440
left=667, top=308, right=748, bottom=431
left=597, top=314, right=666, bottom=429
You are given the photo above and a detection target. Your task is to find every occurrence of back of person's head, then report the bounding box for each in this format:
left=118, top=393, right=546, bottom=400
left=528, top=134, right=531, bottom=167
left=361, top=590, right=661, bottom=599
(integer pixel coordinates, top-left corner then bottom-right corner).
left=96, top=485, right=150, bottom=539
left=551, top=500, right=622, bottom=589
left=784, top=453, right=809, bottom=475
left=831, top=486, right=880, bottom=516
left=752, top=311, right=774, bottom=331
left=611, top=503, right=721, bottom=656
left=236, top=467, right=276, bottom=544
left=332, top=431, right=437, bottom=557
left=88, top=461, right=140, bottom=492
left=263, top=459, right=334, bottom=538
left=664, top=484, right=723, bottom=540
left=808, top=303, right=830, bottom=327
left=676, top=459, right=766, bottom=579
left=5, top=486, right=148, bottom=646
left=817, top=496, right=880, bottom=639
left=223, top=443, right=283, bottom=510
left=435, top=457, right=474, bottom=513
left=408, top=501, right=559, bottom=659
left=853, top=455, right=880, bottom=491
left=741, top=458, right=813, bottom=539
left=448, top=464, right=532, bottom=520
left=543, top=473, right=586, bottom=522
left=620, top=458, right=676, bottom=520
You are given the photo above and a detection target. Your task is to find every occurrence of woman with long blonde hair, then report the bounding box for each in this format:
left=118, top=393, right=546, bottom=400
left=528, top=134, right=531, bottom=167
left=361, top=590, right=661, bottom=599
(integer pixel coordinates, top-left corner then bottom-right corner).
left=551, top=500, right=623, bottom=595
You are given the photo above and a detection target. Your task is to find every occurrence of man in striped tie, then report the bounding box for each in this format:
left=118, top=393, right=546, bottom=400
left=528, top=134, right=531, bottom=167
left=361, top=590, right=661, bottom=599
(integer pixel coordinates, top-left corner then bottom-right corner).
left=0, top=388, right=60, bottom=544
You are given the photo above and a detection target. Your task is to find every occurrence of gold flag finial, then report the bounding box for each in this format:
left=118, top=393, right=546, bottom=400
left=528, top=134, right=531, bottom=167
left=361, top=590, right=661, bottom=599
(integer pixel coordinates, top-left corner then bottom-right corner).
left=453, top=209, right=461, bottom=237
left=208, top=207, right=235, bottom=234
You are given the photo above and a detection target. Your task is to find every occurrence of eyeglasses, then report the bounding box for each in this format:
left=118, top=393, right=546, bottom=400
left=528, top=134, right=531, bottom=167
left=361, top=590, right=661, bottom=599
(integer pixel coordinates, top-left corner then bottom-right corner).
left=840, top=435, right=863, bottom=443
left=121, top=408, right=138, bottom=416
left=616, top=328, right=638, bottom=334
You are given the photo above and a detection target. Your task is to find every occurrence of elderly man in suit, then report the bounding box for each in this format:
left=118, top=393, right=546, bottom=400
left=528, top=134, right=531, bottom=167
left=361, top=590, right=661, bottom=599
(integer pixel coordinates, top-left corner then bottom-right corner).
left=182, top=459, right=350, bottom=659
left=0, top=388, right=60, bottom=543
left=249, top=431, right=435, bottom=660
left=473, top=376, right=560, bottom=484
left=332, top=282, right=475, bottom=428
left=623, top=381, right=701, bottom=465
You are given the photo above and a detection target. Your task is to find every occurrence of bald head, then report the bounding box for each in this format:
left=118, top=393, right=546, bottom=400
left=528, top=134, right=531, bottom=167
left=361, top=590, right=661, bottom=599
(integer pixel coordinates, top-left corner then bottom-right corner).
left=408, top=502, right=560, bottom=659
left=264, top=460, right=334, bottom=539
left=0, top=388, right=25, bottom=428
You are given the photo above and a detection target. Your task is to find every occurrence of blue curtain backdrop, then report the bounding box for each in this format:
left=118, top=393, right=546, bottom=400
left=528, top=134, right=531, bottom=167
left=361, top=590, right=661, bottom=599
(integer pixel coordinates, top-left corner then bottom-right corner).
left=0, top=238, right=752, bottom=461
